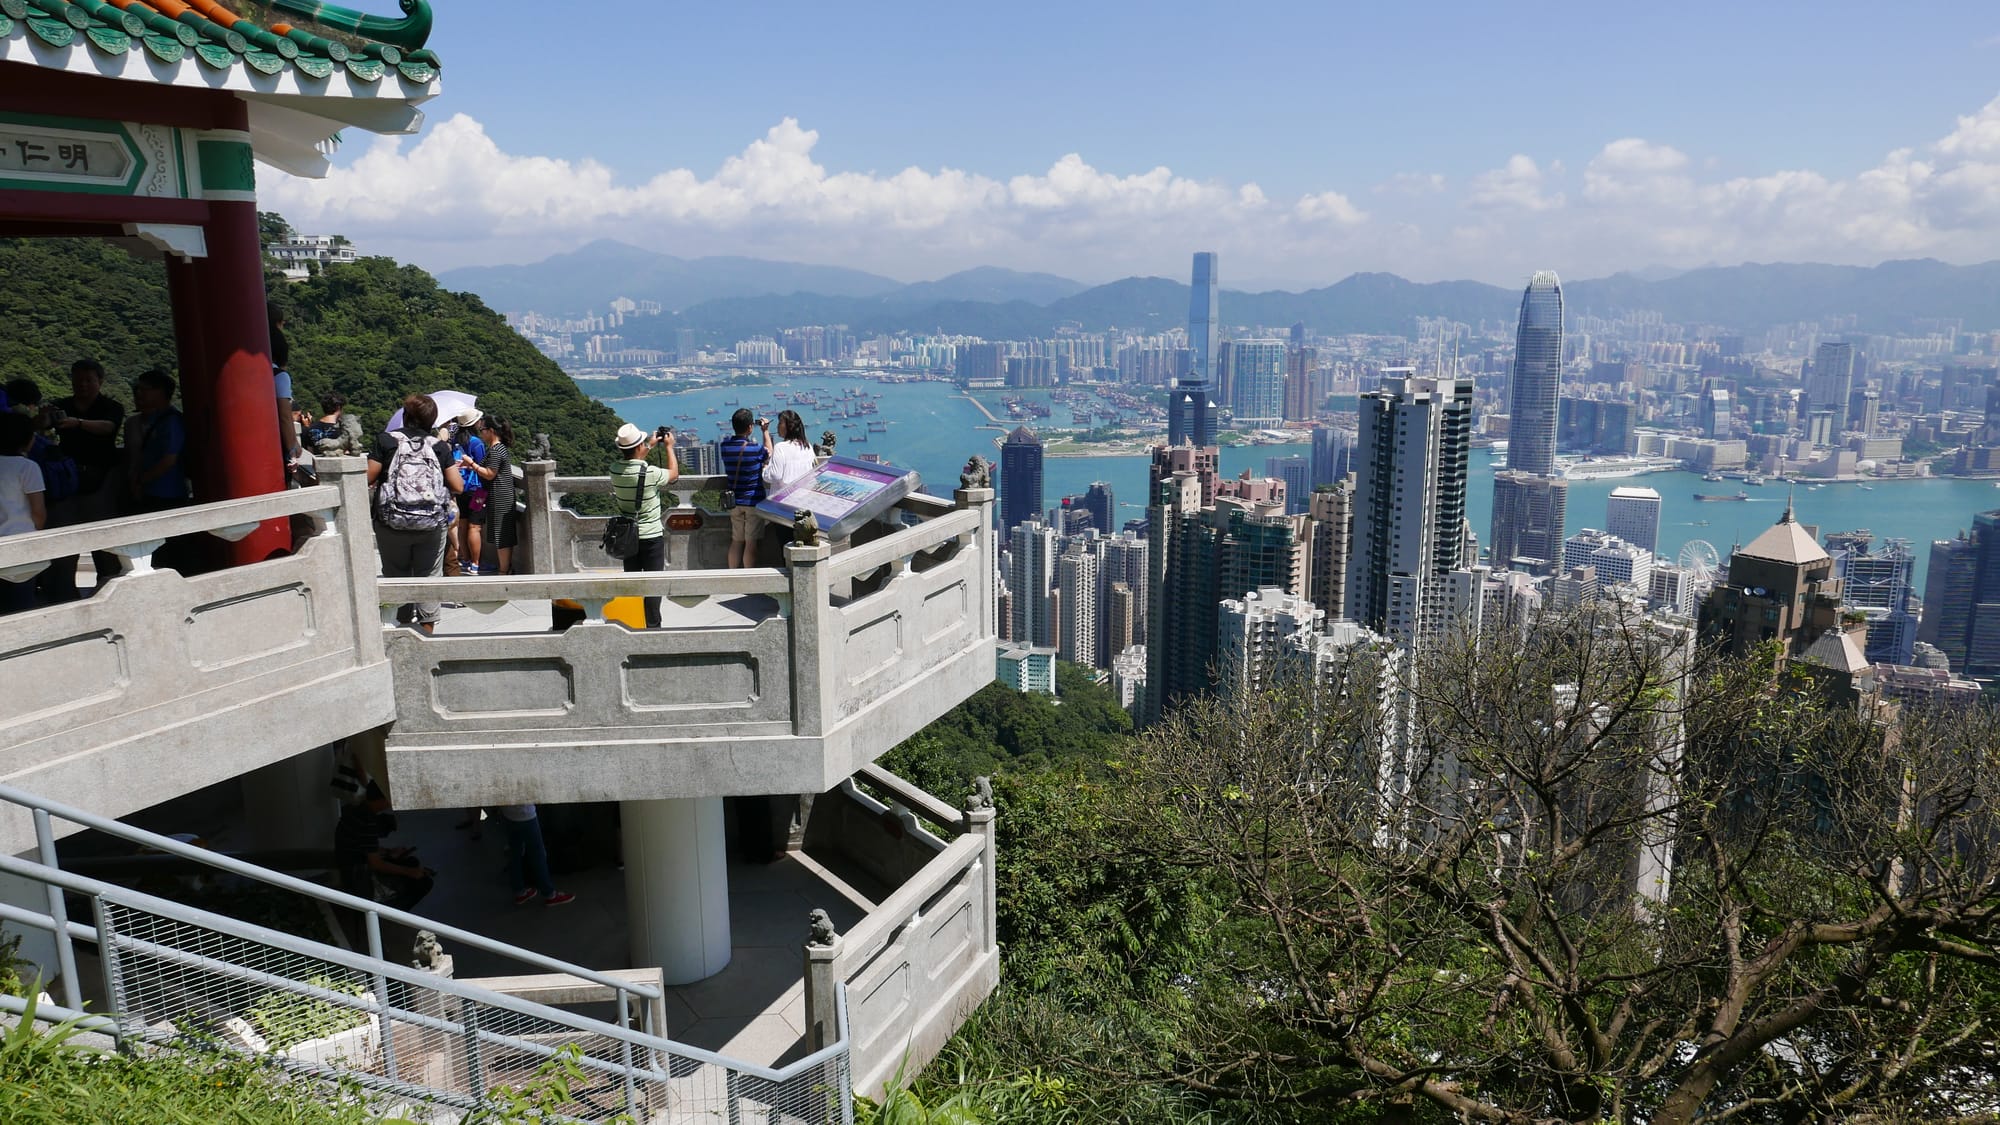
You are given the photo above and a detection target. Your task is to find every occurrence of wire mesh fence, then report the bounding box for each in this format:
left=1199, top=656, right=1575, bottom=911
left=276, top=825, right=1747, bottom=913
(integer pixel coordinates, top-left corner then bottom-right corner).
left=84, top=888, right=851, bottom=1124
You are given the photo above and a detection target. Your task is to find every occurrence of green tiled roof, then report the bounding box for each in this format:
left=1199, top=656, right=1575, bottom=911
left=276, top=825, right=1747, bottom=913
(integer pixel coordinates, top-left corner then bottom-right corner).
left=0, top=0, right=438, bottom=86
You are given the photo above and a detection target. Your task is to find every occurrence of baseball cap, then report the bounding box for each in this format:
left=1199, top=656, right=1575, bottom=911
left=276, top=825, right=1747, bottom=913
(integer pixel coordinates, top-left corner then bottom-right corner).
left=615, top=422, right=648, bottom=449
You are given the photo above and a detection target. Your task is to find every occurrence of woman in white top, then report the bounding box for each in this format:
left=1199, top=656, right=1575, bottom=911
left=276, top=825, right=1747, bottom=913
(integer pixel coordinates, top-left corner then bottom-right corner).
left=762, top=409, right=817, bottom=493
left=0, top=412, right=48, bottom=615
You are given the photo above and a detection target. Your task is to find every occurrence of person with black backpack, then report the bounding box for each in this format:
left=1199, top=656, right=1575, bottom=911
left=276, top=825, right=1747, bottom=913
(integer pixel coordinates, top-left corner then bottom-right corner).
left=367, top=394, right=465, bottom=632
left=607, top=422, right=678, bottom=628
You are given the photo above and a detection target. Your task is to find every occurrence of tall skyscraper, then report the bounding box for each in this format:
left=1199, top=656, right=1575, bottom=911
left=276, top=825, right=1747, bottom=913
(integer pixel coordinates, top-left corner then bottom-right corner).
left=999, top=426, right=1044, bottom=532
left=1918, top=512, right=2000, bottom=677
left=1508, top=271, right=1564, bottom=475
left=1151, top=442, right=1219, bottom=506
left=1056, top=547, right=1100, bottom=669
left=1829, top=534, right=1918, bottom=666
left=1919, top=531, right=1980, bottom=672
left=1098, top=532, right=1149, bottom=650
left=1490, top=271, right=1566, bottom=575
left=1265, top=455, right=1311, bottom=516
left=1230, top=339, right=1287, bottom=427
left=1188, top=251, right=1219, bottom=383
left=1307, top=480, right=1354, bottom=621
left=1145, top=471, right=1218, bottom=723
left=1168, top=381, right=1219, bottom=449
left=1310, top=425, right=1353, bottom=488
left=1081, top=481, right=1115, bottom=538
left=1488, top=475, right=1569, bottom=574
left=1605, top=486, right=1663, bottom=555
left=1346, top=371, right=1477, bottom=642
left=1809, top=342, right=1856, bottom=433
left=1008, top=521, right=1057, bottom=648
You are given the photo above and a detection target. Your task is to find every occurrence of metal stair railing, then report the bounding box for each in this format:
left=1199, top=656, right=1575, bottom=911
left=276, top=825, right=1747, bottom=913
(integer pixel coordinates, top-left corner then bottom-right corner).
left=0, top=783, right=854, bottom=1124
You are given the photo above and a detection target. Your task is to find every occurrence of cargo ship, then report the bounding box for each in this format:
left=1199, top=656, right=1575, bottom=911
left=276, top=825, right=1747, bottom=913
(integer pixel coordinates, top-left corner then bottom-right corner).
left=1693, top=491, right=1751, bottom=502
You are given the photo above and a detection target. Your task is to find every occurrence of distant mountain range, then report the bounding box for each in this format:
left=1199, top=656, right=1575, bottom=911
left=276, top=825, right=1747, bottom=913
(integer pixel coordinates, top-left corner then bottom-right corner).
left=438, top=241, right=2000, bottom=342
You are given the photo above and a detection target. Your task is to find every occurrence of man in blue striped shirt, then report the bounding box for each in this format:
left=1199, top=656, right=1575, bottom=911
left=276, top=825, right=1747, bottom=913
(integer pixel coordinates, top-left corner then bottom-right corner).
left=718, top=408, right=772, bottom=567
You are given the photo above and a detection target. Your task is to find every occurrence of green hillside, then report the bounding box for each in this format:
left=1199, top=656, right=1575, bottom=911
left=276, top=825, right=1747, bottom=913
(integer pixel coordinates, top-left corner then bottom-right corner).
left=0, top=235, right=621, bottom=474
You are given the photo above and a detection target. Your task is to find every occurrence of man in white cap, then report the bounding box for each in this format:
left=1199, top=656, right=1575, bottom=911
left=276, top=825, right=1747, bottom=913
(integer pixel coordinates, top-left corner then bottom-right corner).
left=610, top=422, right=678, bottom=628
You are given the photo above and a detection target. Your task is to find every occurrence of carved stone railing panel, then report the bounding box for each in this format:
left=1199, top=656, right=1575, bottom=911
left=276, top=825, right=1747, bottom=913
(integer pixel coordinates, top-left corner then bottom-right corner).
left=0, top=458, right=391, bottom=853
left=802, top=772, right=998, bottom=1098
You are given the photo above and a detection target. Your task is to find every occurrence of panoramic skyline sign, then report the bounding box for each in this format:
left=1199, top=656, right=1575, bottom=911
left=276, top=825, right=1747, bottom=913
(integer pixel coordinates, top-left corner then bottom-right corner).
left=267, top=1, right=2000, bottom=286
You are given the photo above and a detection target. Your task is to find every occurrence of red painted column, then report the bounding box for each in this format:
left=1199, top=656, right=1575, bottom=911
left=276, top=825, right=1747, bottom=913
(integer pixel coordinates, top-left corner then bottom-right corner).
left=178, top=99, right=288, bottom=562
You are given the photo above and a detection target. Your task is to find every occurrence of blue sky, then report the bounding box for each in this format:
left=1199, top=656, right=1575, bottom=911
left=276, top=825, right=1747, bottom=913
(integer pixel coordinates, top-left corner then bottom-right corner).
left=269, top=2, right=2000, bottom=286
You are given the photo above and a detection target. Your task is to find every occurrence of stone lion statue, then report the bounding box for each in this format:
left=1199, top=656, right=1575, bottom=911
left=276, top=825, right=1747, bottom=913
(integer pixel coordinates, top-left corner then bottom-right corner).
left=807, top=908, right=839, bottom=947
left=794, top=509, right=822, bottom=547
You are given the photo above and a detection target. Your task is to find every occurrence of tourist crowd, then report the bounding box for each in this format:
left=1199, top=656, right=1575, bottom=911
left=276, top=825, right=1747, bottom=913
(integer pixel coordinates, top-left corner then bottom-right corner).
left=1, top=352, right=531, bottom=618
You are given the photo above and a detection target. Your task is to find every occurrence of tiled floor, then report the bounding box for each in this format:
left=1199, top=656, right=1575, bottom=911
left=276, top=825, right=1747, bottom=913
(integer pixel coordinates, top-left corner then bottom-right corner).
left=390, top=807, right=884, bottom=1067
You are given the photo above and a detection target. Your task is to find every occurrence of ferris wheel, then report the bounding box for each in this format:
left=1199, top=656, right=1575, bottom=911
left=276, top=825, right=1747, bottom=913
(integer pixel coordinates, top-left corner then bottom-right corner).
left=1678, top=540, right=1721, bottom=584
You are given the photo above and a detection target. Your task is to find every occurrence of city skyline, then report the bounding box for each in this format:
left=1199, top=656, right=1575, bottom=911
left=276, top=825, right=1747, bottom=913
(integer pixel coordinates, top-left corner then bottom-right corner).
left=260, top=4, right=2000, bottom=283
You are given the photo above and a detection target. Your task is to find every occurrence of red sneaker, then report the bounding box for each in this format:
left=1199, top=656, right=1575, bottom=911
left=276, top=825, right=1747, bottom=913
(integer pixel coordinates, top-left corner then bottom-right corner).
left=544, top=891, right=576, bottom=907
left=512, top=890, right=539, bottom=906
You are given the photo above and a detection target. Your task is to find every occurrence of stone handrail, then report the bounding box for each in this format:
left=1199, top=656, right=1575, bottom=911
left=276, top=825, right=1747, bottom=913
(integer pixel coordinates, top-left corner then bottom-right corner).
left=0, top=483, right=340, bottom=574
left=375, top=482, right=998, bottom=812
left=824, top=507, right=980, bottom=585
left=0, top=457, right=393, bottom=853
left=856, top=763, right=969, bottom=834
left=377, top=568, right=790, bottom=608
left=803, top=787, right=998, bottom=1097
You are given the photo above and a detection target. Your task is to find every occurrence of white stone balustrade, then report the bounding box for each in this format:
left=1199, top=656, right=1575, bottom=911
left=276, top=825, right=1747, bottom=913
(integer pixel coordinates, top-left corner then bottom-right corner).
left=0, top=457, right=393, bottom=853
left=375, top=483, right=998, bottom=810
left=802, top=766, right=1000, bottom=1098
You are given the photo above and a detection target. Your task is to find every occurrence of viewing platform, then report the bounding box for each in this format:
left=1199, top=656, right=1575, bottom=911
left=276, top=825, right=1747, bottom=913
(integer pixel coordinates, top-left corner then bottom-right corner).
left=0, top=449, right=1002, bottom=1107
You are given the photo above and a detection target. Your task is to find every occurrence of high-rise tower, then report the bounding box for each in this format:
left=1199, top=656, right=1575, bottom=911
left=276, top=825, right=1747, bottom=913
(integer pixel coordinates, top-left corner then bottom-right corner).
left=1509, top=271, right=1564, bottom=475
left=1809, top=341, right=1856, bottom=433
left=999, top=426, right=1044, bottom=532
left=1230, top=339, right=1287, bottom=427
left=1345, top=370, right=1477, bottom=642
left=1188, top=251, right=1218, bottom=382
left=1170, top=252, right=1221, bottom=447
left=1490, top=271, right=1567, bottom=574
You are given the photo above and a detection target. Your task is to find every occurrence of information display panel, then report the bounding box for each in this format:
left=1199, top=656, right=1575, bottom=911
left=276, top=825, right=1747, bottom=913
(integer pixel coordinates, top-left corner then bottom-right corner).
left=756, top=455, right=920, bottom=540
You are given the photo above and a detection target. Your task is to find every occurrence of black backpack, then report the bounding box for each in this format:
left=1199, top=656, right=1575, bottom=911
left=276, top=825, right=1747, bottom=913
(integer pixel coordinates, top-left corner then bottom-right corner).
left=600, top=463, right=647, bottom=560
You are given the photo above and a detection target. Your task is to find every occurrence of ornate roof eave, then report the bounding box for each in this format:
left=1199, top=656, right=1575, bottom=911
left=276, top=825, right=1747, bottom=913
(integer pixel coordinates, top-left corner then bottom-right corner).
left=1, top=2, right=436, bottom=180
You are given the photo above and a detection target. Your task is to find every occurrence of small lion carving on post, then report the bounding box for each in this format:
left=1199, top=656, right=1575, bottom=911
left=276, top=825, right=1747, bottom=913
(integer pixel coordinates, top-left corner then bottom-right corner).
left=817, top=429, right=838, bottom=456
left=807, top=908, right=839, bottom=947
left=968, top=775, right=993, bottom=811
left=794, top=509, right=821, bottom=547
left=960, top=456, right=991, bottom=490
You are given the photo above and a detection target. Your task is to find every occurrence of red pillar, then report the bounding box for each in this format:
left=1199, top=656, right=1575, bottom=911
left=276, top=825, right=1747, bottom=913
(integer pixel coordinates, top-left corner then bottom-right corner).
left=172, top=99, right=288, bottom=563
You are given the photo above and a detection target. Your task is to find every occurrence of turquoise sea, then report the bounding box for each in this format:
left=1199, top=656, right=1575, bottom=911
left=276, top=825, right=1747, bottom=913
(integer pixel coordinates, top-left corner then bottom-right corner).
left=600, top=376, right=2000, bottom=589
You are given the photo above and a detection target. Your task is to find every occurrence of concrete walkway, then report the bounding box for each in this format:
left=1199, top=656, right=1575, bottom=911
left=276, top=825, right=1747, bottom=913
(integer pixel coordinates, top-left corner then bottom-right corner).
left=390, top=807, right=885, bottom=1067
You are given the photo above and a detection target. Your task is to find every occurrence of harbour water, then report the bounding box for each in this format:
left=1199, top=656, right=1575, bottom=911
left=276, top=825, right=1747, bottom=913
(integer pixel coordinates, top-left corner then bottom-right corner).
left=601, top=376, right=2000, bottom=588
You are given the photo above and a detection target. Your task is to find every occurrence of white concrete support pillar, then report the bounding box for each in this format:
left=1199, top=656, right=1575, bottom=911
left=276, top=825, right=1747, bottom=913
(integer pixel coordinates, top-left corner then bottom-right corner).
left=240, top=743, right=339, bottom=853
left=621, top=797, right=731, bottom=985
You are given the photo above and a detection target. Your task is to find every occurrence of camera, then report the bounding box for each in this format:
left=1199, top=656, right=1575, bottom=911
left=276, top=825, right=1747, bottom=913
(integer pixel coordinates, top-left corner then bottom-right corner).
left=655, top=425, right=672, bottom=442
left=47, top=406, right=66, bottom=426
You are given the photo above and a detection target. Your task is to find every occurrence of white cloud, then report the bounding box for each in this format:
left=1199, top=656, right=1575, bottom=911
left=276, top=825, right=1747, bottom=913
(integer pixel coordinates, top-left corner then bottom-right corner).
left=267, top=93, right=2000, bottom=285
left=1466, top=155, right=1564, bottom=212
left=1374, top=171, right=1446, bottom=195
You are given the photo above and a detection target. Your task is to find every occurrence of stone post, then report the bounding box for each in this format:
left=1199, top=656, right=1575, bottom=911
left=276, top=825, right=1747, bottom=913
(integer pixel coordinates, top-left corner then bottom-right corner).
left=956, top=487, right=997, bottom=643
left=965, top=804, right=998, bottom=955
left=786, top=539, right=836, bottom=737
left=522, top=461, right=558, bottom=576
left=803, top=928, right=843, bottom=1051
left=315, top=456, right=385, bottom=666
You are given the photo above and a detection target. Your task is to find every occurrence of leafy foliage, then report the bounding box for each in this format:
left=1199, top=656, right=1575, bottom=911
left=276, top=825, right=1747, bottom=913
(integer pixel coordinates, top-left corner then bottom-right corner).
left=0, top=234, right=624, bottom=476
left=244, top=975, right=369, bottom=1051
left=880, top=662, right=1132, bottom=792
left=0, top=996, right=400, bottom=1125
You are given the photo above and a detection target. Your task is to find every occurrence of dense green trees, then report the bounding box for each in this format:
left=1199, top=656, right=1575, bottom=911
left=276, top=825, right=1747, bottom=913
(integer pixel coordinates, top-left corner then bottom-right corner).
left=0, top=233, right=623, bottom=474
left=898, top=614, right=2000, bottom=1124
